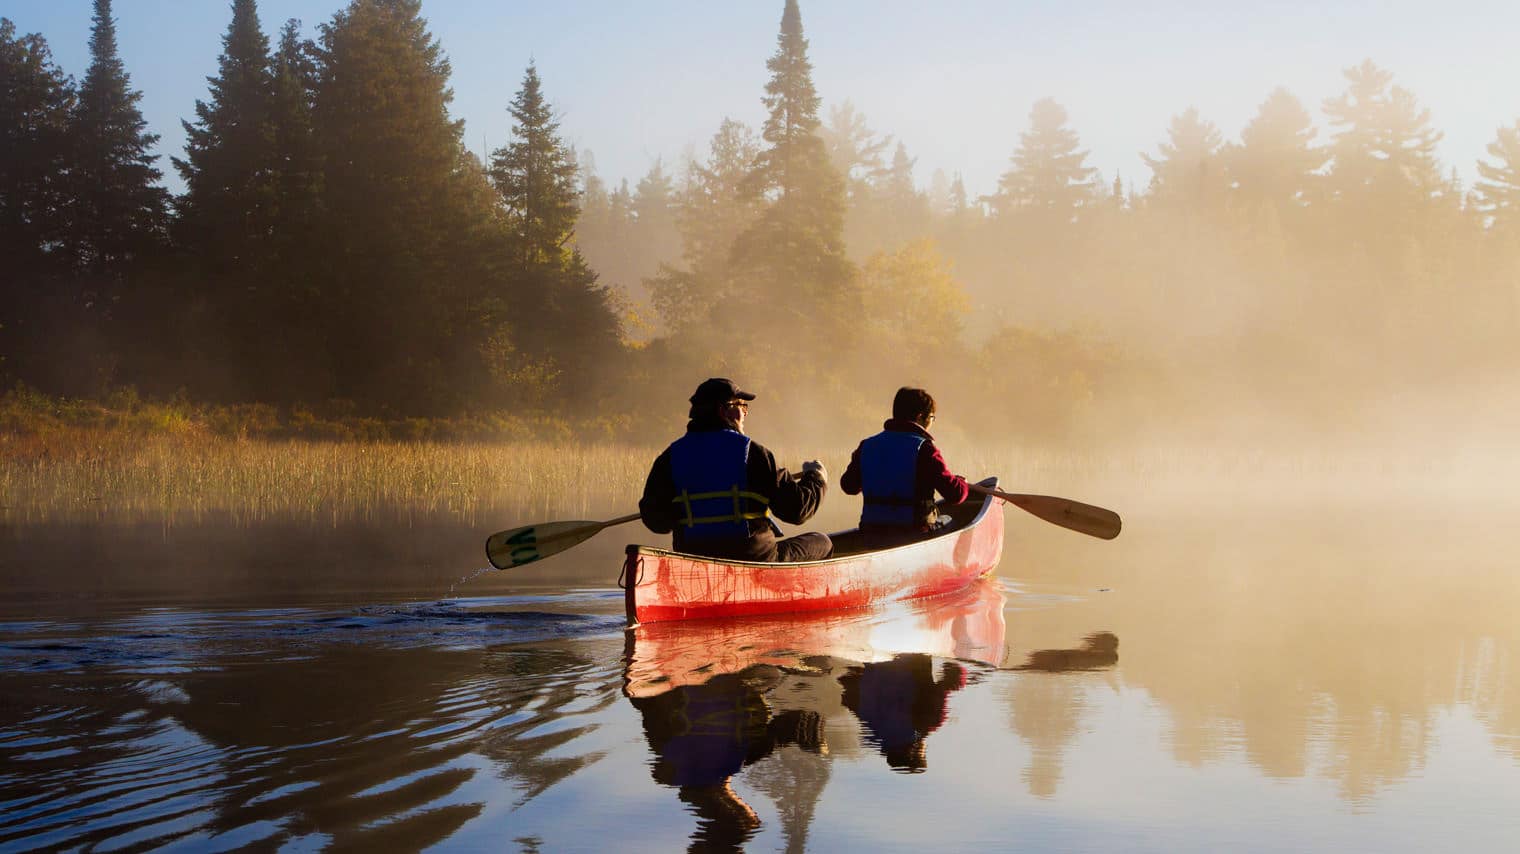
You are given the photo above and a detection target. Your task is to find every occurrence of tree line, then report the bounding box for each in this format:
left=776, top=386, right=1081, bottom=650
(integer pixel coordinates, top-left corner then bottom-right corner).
left=6, top=0, right=1519, bottom=444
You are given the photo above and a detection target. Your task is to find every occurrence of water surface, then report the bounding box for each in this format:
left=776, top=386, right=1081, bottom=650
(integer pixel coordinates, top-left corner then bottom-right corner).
left=3, top=487, right=1519, bottom=851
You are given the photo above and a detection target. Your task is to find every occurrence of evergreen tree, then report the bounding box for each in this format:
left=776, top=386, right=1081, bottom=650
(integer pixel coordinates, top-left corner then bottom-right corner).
left=0, top=19, right=75, bottom=275
left=820, top=100, right=890, bottom=203
left=68, top=0, right=169, bottom=274
left=1475, top=120, right=1520, bottom=234
left=628, top=157, right=681, bottom=283
left=730, top=0, right=854, bottom=353
left=0, top=20, right=77, bottom=386
left=174, top=0, right=274, bottom=269
left=267, top=19, right=321, bottom=245
left=874, top=140, right=929, bottom=248
left=1323, top=60, right=1443, bottom=214
left=990, top=98, right=1097, bottom=221
left=491, top=62, right=579, bottom=270
left=312, top=0, right=496, bottom=411
left=488, top=61, right=621, bottom=404
left=649, top=118, right=762, bottom=333
left=680, top=118, right=761, bottom=277
left=1141, top=106, right=1226, bottom=210
left=1225, top=88, right=1325, bottom=214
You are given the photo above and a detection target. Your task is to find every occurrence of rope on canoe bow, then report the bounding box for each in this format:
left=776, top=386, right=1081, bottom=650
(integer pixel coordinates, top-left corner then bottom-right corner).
left=617, top=554, right=644, bottom=589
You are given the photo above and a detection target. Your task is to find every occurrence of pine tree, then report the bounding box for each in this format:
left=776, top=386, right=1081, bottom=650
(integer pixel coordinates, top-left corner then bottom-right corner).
left=1323, top=60, right=1443, bottom=214
left=491, top=62, right=580, bottom=270
left=1225, top=88, right=1325, bottom=214
left=990, top=98, right=1097, bottom=221
left=312, top=0, right=495, bottom=411
left=0, top=19, right=75, bottom=274
left=0, top=20, right=77, bottom=386
left=267, top=19, right=320, bottom=246
left=1475, top=120, right=1520, bottom=234
left=876, top=141, right=929, bottom=248
left=1141, top=106, right=1226, bottom=211
left=730, top=0, right=854, bottom=352
left=488, top=61, right=621, bottom=404
left=629, top=157, right=681, bottom=283
left=649, top=118, right=762, bottom=332
left=819, top=100, right=890, bottom=203
left=679, top=118, right=761, bottom=277
left=174, top=0, right=274, bottom=270
left=68, top=0, right=169, bottom=274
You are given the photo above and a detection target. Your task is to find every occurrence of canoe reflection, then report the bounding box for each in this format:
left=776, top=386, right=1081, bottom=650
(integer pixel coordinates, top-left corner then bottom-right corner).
left=623, top=577, right=1009, bottom=700
left=624, top=579, right=1008, bottom=850
left=624, top=579, right=1125, bottom=850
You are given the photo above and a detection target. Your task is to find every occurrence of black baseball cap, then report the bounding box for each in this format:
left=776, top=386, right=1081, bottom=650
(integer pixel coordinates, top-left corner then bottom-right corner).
left=689, top=377, right=757, bottom=405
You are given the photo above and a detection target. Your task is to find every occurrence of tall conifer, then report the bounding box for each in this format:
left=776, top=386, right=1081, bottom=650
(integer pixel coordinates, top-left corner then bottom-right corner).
left=731, top=0, right=854, bottom=354
left=312, top=0, right=489, bottom=411
left=491, top=63, right=580, bottom=270
left=1226, top=88, right=1325, bottom=214
left=0, top=20, right=77, bottom=386
left=991, top=98, right=1097, bottom=221
left=174, top=0, right=274, bottom=269
left=1141, top=107, right=1227, bottom=210
left=0, top=20, right=75, bottom=274
left=489, top=62, right=621, bottom=405
left=68, top=0, right=168, bottom=274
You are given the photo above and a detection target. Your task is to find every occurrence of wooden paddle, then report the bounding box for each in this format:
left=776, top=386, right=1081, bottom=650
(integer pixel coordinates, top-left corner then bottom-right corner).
left=486, top=512, right=642, bottom=569
left=968, top=483, right=1122, bottom=540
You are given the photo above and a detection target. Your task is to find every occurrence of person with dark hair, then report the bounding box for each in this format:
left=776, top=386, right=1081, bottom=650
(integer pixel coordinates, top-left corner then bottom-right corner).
left=840, top=387, right=970, bottom=536
left=639, top=378, right=833, bottom=562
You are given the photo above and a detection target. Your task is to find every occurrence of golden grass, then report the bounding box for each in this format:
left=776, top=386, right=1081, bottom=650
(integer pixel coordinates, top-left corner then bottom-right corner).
left=0, top=429, right=658, bottom=527
left=6, top=420, right=1512, bottom=528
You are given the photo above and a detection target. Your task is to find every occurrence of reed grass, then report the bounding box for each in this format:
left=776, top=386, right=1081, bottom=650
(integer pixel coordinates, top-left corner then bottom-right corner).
left=6, top=415, right=1514, bottom=528
left=0, top=429, right=658, bottom=527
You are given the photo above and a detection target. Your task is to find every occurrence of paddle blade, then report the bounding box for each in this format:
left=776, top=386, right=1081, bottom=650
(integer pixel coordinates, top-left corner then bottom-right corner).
left=486, top=520, right=607, bottom=569
left=1004, top=494, right=1122, bottom=540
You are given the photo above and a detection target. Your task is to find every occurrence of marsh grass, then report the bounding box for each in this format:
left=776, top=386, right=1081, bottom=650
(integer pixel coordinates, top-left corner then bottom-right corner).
left=0, top=429, right=659, bottom=527
left=6, top=415, right=1515, bottom=528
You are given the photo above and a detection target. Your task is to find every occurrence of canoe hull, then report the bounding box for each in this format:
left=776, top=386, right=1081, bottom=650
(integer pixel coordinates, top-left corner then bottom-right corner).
left=623, top=479, right=1006, bottom=624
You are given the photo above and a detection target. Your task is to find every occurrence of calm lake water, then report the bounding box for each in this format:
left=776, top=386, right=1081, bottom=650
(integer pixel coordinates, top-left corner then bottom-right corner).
left=3, top=474, right=1520, bottom=852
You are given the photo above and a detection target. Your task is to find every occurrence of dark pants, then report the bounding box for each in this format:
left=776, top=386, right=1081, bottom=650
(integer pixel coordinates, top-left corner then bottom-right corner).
left=773, top=532, right=833, bottom=562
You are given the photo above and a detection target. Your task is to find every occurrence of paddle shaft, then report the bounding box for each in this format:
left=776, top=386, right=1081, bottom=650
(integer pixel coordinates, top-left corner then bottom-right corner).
left=968, top=483, right=1122, bottom=540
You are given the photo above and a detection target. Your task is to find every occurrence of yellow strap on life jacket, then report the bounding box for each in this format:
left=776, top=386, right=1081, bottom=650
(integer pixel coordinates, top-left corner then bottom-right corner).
left=673, top=486, right=771, bottom=527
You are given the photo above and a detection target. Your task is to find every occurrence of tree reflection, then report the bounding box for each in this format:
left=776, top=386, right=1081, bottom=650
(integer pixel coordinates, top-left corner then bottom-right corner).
left=1002, top=632, right=1121, bottom=797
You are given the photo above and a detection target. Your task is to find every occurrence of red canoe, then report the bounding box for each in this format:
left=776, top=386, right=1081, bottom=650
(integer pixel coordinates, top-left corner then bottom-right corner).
left=619, top=477, right=1007, bottom=625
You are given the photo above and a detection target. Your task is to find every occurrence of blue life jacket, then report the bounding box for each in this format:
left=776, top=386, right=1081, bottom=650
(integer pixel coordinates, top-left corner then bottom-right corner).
left=668, top=429, right=771, bottom=541
left=859, top=430, right=928, bottom=526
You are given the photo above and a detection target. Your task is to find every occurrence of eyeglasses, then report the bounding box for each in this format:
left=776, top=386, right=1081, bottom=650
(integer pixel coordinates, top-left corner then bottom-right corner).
left=726, top=400, right=750, bottom=411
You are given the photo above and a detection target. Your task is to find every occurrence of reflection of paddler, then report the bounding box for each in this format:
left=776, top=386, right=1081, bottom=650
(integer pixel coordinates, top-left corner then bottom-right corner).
left=838, top=653, right=966, bottom=773
left=629, top=664, right=825, bottom=851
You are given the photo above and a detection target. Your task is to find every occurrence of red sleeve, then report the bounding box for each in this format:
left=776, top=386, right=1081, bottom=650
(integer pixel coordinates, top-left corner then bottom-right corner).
left=919, top=442, right=969, bottom=505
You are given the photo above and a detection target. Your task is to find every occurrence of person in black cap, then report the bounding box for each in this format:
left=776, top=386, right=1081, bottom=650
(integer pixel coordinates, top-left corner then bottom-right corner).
left=638, top=378, right=833, bottom=562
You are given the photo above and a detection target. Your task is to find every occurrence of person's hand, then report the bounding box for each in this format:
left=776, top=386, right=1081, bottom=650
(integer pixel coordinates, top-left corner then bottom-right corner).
left=802, top=460, right=827, bottom=481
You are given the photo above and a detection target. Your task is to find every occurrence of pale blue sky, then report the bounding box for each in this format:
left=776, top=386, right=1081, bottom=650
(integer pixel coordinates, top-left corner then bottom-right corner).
left=7, top=1, right=1520, bottom=197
